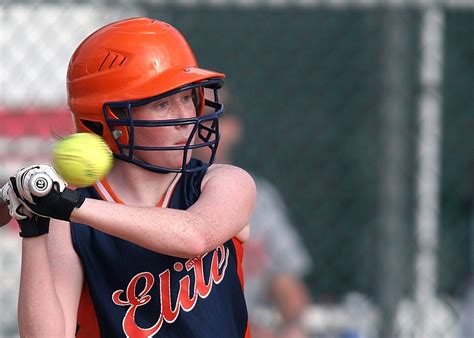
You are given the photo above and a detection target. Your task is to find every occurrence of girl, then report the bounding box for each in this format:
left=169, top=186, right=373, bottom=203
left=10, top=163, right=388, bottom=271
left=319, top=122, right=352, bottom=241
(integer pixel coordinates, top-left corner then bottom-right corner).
left=1, top=17, right=255, bottom=338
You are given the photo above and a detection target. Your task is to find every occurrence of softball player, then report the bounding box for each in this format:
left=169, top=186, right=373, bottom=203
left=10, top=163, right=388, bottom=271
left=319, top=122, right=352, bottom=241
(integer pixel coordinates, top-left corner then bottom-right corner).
left=1, top=17, right=255, bottom=337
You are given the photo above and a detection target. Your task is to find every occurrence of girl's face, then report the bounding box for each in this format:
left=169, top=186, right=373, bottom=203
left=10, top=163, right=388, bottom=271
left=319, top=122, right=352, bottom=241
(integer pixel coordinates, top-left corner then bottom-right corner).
left=131, top=89, right=197, bottom=170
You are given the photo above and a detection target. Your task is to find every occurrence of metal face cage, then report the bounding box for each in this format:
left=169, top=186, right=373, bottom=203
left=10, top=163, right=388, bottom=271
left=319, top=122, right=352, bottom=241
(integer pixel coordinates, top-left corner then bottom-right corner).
left=103, top=78, right=224, bottom=173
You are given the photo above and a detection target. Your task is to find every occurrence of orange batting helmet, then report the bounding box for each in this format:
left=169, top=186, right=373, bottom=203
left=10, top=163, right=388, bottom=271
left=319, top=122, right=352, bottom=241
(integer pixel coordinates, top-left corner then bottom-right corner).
left=67, top=17, right=224, bottom=173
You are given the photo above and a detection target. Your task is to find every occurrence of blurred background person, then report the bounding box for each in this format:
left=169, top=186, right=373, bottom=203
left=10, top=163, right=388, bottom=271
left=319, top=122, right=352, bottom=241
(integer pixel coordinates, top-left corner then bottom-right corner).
left=195, top=87, right=312, bottom=338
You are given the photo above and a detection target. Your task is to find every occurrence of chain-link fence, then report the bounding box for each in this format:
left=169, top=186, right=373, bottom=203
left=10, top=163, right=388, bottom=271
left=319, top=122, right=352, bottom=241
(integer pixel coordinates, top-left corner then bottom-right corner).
left=1, top=1, right=473, bottom=337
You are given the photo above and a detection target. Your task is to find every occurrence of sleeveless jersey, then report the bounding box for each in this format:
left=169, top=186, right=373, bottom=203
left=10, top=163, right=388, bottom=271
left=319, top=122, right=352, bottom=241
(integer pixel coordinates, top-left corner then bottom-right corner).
left=70, top=159, right=250, bottom=337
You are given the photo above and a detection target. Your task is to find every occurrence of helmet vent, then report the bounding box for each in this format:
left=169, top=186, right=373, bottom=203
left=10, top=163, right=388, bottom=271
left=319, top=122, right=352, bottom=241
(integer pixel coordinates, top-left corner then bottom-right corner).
left=98, top=51, right=127, bottom=72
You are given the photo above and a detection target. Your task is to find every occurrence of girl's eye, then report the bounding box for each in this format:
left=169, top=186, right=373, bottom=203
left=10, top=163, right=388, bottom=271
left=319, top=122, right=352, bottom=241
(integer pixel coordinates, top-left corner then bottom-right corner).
left=156, top=101, right=168, bottom=109
left=183, top=95, right=192, bottom=102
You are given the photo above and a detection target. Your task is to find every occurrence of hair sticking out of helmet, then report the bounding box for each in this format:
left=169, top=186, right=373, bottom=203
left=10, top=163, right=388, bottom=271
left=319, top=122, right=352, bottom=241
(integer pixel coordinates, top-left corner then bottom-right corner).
left=67, top=17, right=225, bottom=173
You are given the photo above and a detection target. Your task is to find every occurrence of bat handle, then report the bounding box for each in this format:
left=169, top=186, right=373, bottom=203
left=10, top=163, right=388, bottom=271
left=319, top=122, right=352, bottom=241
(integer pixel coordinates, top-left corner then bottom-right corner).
left=28, top=173, right=53, bottom=197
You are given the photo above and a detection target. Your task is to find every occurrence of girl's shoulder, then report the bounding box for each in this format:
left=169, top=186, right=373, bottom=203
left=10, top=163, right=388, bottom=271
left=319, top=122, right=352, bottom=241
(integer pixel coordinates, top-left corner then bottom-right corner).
left=203, top=163, right=254, bottom=185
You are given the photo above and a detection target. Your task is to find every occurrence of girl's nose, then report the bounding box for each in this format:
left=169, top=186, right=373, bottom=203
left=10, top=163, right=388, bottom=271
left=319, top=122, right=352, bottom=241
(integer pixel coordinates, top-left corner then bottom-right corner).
left=174, top=98, right=195, bottom=120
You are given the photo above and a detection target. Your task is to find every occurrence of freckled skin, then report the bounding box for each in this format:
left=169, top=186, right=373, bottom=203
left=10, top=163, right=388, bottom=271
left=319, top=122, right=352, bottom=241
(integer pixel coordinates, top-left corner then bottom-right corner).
left=132, top=89, right=197, bottom=170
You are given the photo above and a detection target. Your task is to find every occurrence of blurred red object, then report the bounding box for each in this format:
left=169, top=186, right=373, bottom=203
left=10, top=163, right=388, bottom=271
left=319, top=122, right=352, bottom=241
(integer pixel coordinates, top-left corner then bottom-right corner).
left=0, top=106, right=74, bottom=138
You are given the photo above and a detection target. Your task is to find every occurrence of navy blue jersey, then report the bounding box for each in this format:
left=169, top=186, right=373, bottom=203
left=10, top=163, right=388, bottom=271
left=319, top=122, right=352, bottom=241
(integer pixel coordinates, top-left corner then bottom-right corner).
left=70, top=159, right=249, bottom=337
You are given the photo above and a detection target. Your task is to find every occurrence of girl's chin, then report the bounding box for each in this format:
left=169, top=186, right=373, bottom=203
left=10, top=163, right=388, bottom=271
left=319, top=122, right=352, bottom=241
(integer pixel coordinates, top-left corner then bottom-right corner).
left=137, top=154, right=191, bottom=170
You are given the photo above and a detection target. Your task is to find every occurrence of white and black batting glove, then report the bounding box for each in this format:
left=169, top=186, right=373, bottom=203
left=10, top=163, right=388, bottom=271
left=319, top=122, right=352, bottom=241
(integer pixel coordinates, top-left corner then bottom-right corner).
left=14, top=164, right=67, bottom=203
left=1, top=181, right=50, bottom=238
left=1, top=181, right=28, bottom=220
left=10, top=164, right=85, bottom=221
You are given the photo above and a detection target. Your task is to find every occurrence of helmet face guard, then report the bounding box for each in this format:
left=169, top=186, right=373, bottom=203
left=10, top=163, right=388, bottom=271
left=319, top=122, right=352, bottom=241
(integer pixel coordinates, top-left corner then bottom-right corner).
left=103, top=78, right=224, bottom=174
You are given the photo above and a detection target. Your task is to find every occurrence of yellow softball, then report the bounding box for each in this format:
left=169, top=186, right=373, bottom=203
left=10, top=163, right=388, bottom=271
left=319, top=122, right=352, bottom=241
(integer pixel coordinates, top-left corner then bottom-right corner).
left=53, top=133, right=113, bottom=187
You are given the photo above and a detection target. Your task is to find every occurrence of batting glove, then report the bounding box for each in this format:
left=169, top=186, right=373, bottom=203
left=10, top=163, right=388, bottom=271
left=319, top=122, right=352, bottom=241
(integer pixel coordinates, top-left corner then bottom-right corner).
left=1, top=181, right=28, bottom=220
left=14, top=164, right=66, bottom=204
left=10, top=164, right=85, bottom=221
left=1, top=182, right=50, bottom=237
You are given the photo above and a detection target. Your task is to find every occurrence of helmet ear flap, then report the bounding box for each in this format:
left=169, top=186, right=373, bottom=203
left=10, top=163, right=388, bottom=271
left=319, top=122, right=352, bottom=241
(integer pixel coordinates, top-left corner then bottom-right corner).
left=73, top=111, right=105, bottom=137
left=75, top=114, right=122, bottom=155
left=79, top=120, right=104, bottom=136
left=104, top=105, right=130, bottom=153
